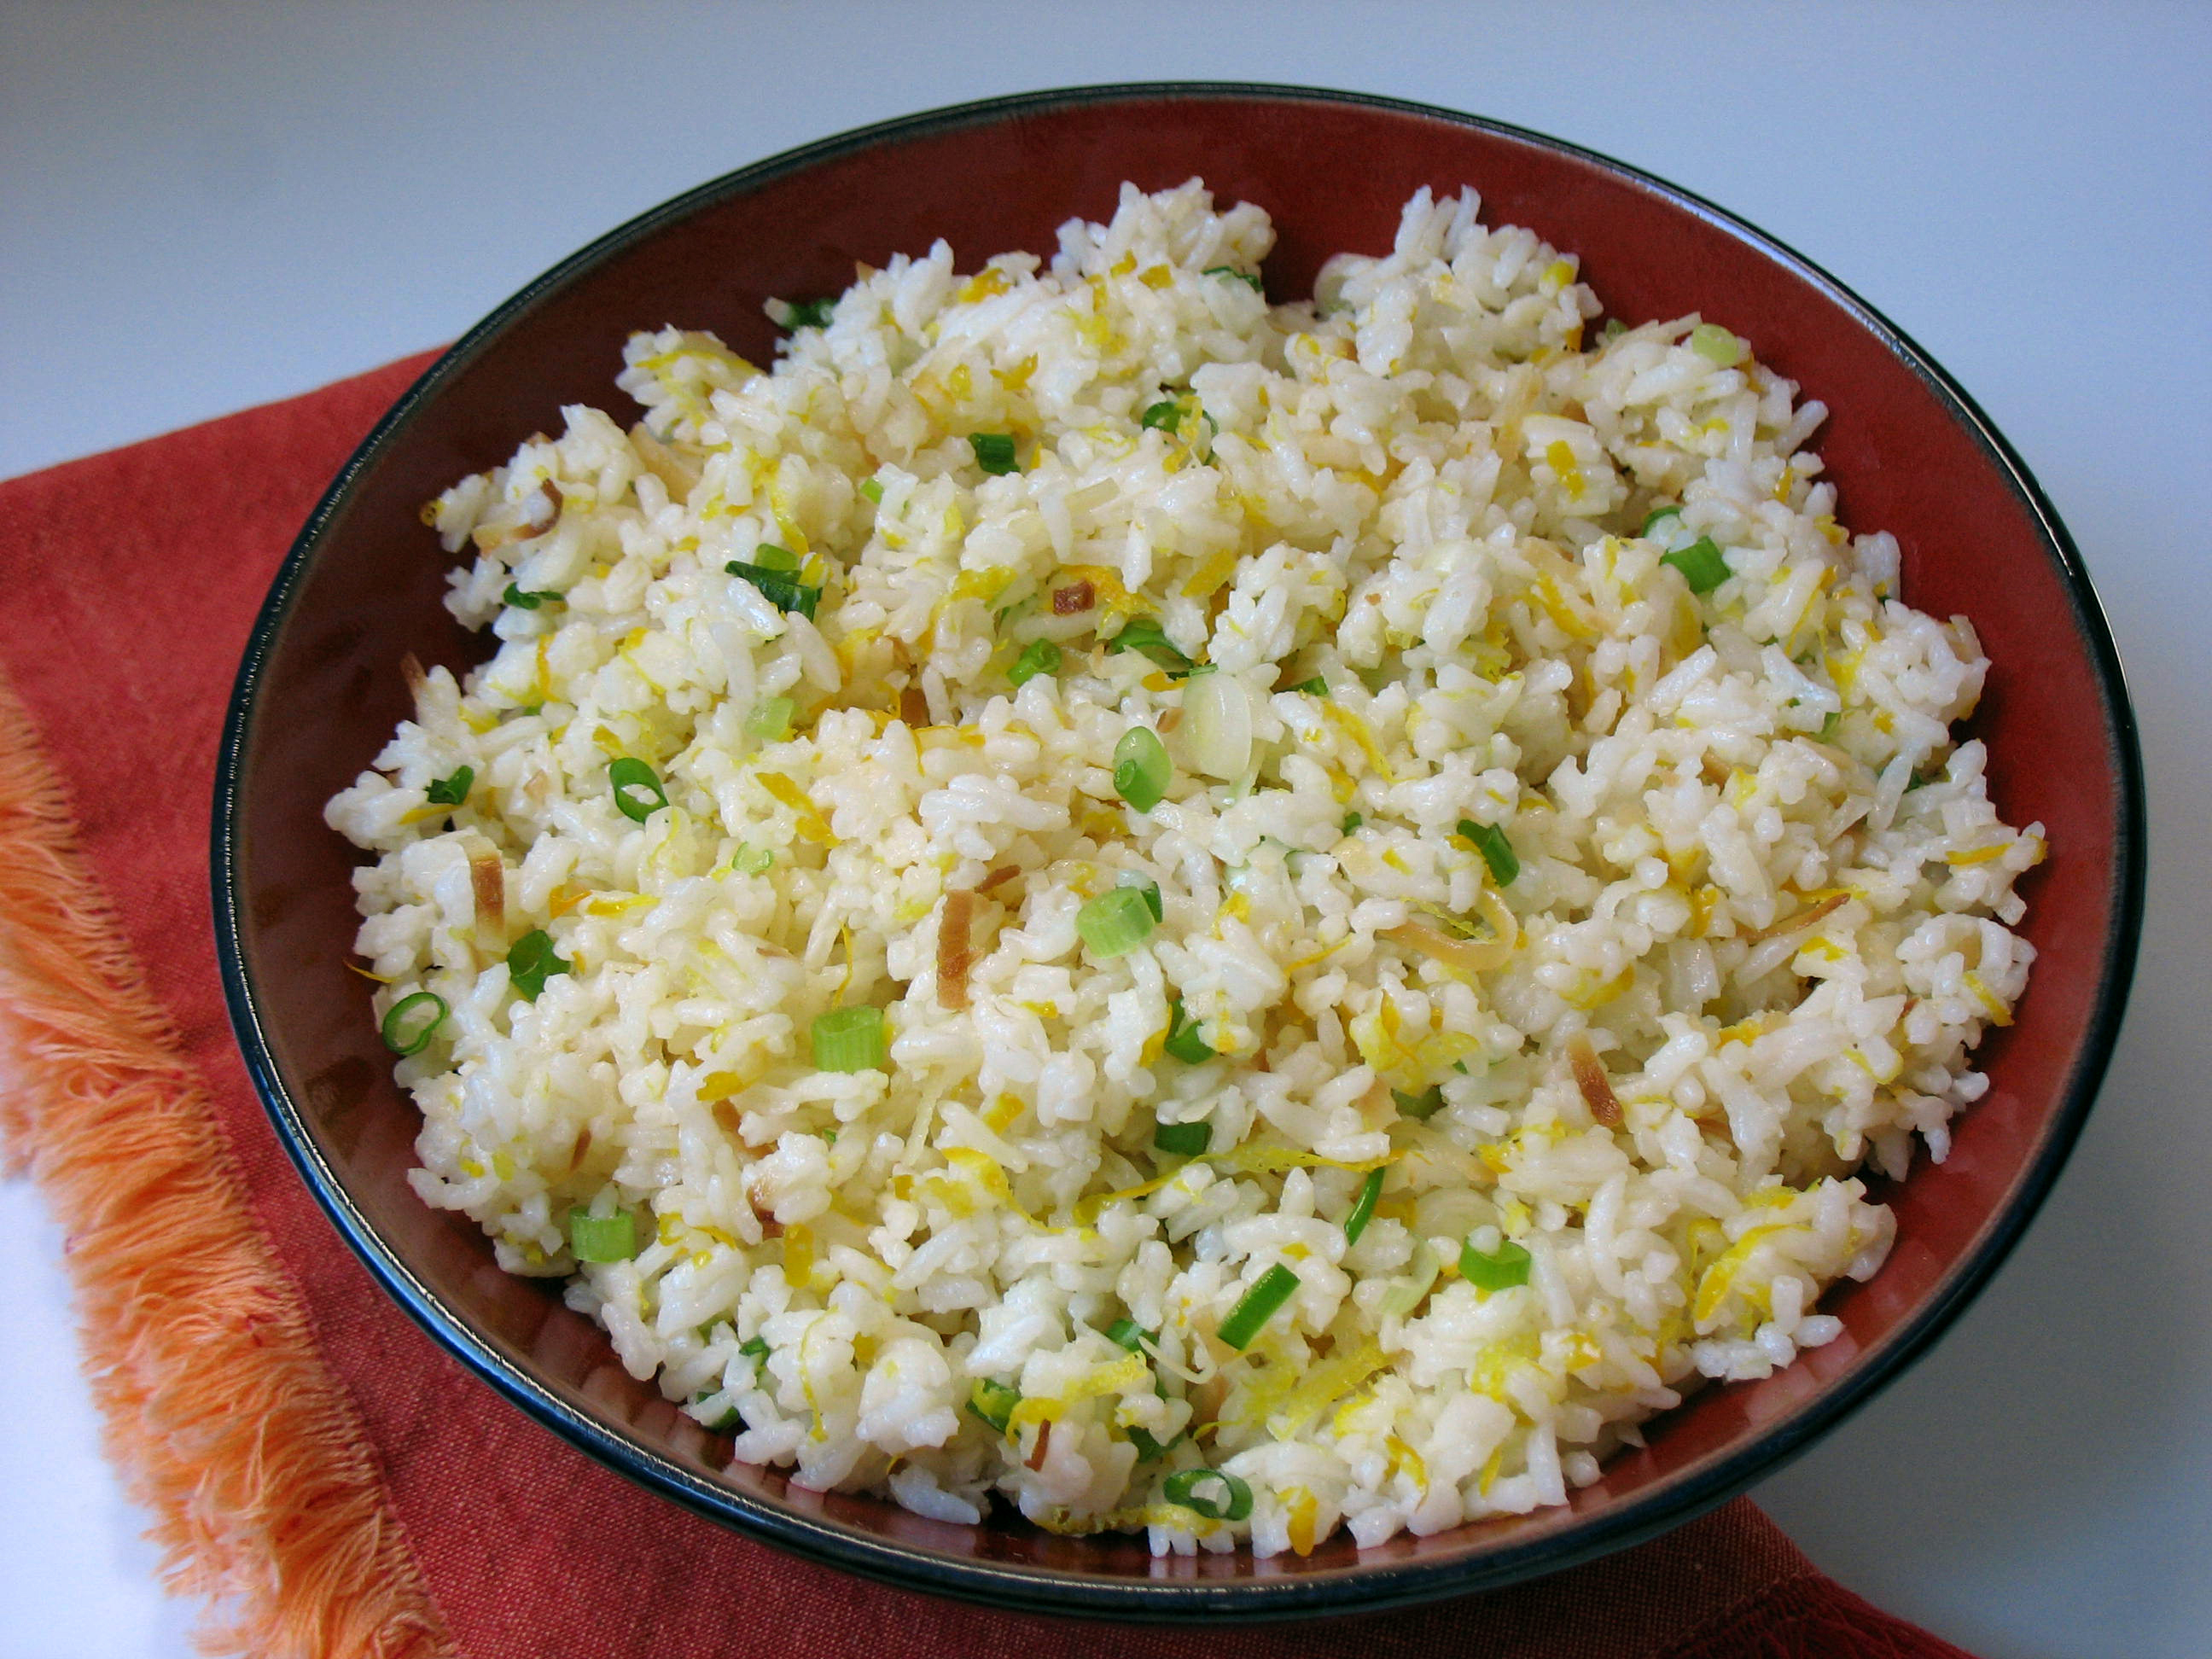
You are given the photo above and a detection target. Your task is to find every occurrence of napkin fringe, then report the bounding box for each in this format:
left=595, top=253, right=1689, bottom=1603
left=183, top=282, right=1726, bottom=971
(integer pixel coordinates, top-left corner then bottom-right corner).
left=0, top=678, right=452, bottom=1659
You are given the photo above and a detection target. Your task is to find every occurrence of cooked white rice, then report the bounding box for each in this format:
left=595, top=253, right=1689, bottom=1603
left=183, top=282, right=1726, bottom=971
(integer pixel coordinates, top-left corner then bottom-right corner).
left=327, top=179, right=2042, bottom=1556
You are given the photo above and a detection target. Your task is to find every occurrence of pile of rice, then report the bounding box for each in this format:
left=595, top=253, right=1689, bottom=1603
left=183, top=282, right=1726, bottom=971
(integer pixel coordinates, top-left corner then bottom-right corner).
left=328, top=179, right=2042, bottom=1556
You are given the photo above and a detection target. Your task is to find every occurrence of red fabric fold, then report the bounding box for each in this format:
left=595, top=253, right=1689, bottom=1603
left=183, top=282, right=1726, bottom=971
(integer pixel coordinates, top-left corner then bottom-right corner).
left=0, top=360, right=1976, bottom=1659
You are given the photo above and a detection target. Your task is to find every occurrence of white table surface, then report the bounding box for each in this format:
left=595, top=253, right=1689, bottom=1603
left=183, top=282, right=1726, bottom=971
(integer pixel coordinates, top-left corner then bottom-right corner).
left=3, top=4, right=2207, bottom=1654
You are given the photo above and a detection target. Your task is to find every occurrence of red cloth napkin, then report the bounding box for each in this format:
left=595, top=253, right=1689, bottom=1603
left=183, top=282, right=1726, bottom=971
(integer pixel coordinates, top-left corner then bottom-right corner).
left=0, top=359, right=1977, bottom=1659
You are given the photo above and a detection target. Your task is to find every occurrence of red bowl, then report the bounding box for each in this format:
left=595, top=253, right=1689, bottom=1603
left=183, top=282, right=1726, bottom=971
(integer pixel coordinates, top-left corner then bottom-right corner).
left=212, top=84, right=2144, bottom=1618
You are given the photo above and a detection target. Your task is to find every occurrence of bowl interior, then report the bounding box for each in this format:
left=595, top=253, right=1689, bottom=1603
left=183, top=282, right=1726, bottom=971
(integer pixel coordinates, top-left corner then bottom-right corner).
left=220, top=86, right=2137, bottom=1611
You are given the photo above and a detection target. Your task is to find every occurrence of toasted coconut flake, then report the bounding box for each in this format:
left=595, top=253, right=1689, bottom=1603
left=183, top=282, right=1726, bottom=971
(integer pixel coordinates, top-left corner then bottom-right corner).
left=1381, top=910, right=1513, bottom=978
left=1567, top=1033, right=1623, bottom=1128
left=566, top=1126, right=592, bottom=1173
left=976, top=864, right=1021, bottom=894
left=523, top=480, right=562, bottom=537
left=469, top=845, right=505, bottom=940
left=1051, top=579, right=1096, bottom=614
left=1025, top=1417, right=1052, bottom=1470
left=937, top=888, right=978, bottom=1010
left=630, top=422, right=701, bottom=495
left=399, top=652, right=427, bottom=701
left=1747, top=891, right=1848, bottom=944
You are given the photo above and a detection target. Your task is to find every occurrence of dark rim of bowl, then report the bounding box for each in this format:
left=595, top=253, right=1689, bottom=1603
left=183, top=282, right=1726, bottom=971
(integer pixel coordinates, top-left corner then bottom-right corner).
left=212, top=81, right=2146, bottom=1621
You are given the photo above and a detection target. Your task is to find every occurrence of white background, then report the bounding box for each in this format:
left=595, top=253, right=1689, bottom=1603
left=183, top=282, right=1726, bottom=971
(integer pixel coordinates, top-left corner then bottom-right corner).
left=3, top=4, right=2208, bottom=1655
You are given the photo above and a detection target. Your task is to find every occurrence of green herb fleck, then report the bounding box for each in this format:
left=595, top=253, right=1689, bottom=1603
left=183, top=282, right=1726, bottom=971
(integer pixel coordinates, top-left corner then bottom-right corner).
left=1163, top=997, right=1214, bottom=1063
left=507, top=929, right=570, bottom=1001
left=969, top=432, right=1019, bottom=474
left=1113, top=725, right=1172, bottom=812
left=1457, top=818, right=1521, bottom=885
left=380, top=991, right=447, bottom=1057
left=1104, top=616, right=1193, bottom=672
left=1154, top=1119, right=1211, bottom=1160
left=424, top=765, right=474, bottom=807
left=568, top=1208, right=636, bottom=1263
left=1459, top=1236, right=1534, bottom=1292
left=967, top=1377, right=1020, bottom=1435
left=1343, top=1167, right=1385, bottom=1246
left=1662, top=536, right=1732, bottom=595
left=1393, top=1085, right=1446, bottom=1121
left=608, top=757, right=668, bottom=822
left=1008, top=638, right=1062, bottom=688
left=725, top=559, right=821, bottom=619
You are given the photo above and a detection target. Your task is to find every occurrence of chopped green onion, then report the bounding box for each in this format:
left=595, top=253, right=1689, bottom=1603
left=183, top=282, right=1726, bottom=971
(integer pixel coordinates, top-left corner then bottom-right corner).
left=1182, top=667, right=1252, bottom=779
left=424, top=765, right=474, bottom=807
left=731, top=843, right=774, bottom=875
left=1140, top=398, right=1185, bottom=432
left=812, top=1005, right=887, bottom=1074
left=740, top=1335, right=771, bottom=1365
left=859, top=476, right=884, bottom=504
left=967, top=1377, right=1020, bottom=1434
left=725, top=559, right=821, bottom=619
left=502, top=583, right=561, bottom=610
left=1393, top=1085, right=1446, bottom=1121
left=1690, top=323, right=1749, bottom=367
left=608, top=757, right=668, bottom=822
left=1287, top=677, right=1329, bottom=696
left=1126, top=1425, right=1182, bottom=1462
left=1641, top=504, right=1684, bottom=537
left=1104, top=616, right=1194, bottom=672
left=690, top=1388, right=743, bottom=1434
left=784, top=297, right=836, bottom=330
left=1599, top=317, right=1627, bottom=343
left=1122, top=876, right=1164, bottom=922
left=1343, top=1167, right=1385, bottom=1246
left=1202, top=265, right=1264, bottom=294
left=1114, top=725, right=1172, bottom=812
left=1218, top=1263, right=1300, bottom=1351
left=1452, top=1060, right=1470, bottom=1074
left=1076, top=887, right=1156, bottom=958
left=1163, top=997, right=1214, bottom=1063
left=1008, top=638, right=1062, bottom=687
left=1457, top=818, right=1520, bottom=885
left=1164, top=1466, right=1254, bottom=1521
left=507, top=928, right=569, bottom=1001
left=1460, top=1236, right=1534, bottom=1292
left=1380, top=1240, right=1441, bottom=1319
left=1817, top=709, right=1842, bottom=742
left=744, top=696, right=795, bottom=742
left=969, top=432, right=1019, bottom=474
left=568, top=1208, right=637, bottom=1262
left=1104, top=1317, right=1151, bottom=1352
left=1154, top=1119, right=1211, bottom=1157
left=1905, top=770, right=1932, bottom=793
left=1662, top=537, right=1732, bottom=595
left=752, top=544, right=801, bottom=573
left=1341, top=812, right=1364, bottom=834
left=380, top=990, right=448, bottom=1057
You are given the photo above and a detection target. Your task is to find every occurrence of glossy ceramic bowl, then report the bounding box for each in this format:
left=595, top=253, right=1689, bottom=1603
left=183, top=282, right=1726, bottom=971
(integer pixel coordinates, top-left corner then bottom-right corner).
left=213, top=84, right=2144, bottom=1619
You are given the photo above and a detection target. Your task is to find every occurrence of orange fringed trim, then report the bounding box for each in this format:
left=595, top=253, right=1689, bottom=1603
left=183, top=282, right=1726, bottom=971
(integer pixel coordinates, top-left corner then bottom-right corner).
left=0, top=676, right=454, bottom=1659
